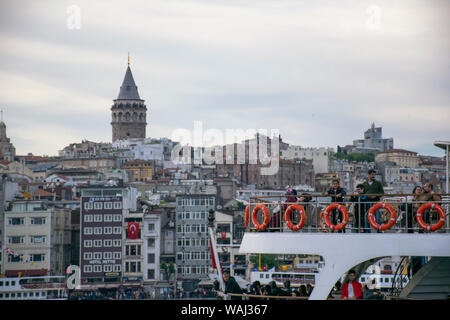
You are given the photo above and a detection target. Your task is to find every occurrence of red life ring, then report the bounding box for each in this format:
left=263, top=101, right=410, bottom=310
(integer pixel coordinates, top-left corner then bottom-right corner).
left=416, top=202, right=446, bottom=232
left=368, top=202, right=397, bottom=231
left=323, top=203, right=348, bottom=231
left=244, top=205, right=250, bottom=229
left=284, top=204, right=306, bottom=231
left=251, top=204, right=270, bottom=231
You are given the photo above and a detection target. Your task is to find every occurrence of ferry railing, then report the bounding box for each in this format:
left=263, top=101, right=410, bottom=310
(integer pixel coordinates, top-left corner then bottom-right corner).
left=245, top=193, right=450, bottom=234
left=389, top=255, right=430, bottom=299
left=221, top=292, right=308, bottom=300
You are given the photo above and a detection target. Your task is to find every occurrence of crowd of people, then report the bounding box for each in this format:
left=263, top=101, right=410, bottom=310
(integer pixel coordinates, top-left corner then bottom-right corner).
left=68, top=288, right=150, bottom=300
left=218, top=271, right=313, bottom=300
left=278, top=169, right=442, bottom=233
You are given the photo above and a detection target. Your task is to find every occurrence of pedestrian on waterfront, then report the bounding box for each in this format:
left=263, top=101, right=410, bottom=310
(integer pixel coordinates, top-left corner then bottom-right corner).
left=349, top=184, right=369, bottom=233
left=363, top=280, right=384, bottom=300
left=279, top=280, right=292, bottom=296
left=341, top=270, right=363, bottom=300
left=249, top=280, right=263, bottom=296
left=299, top=285, right=308, bottom=297
left=223, top=271, right=243, bottom=300
left=419, top=183, right=442, bottom=231
left=400, top=186, right=422, bottom=233
left=306, top=284, right=314, bottom=297
left=362, top=169, right=384, bottom=232
left=325, top=179, right=347, bottom=233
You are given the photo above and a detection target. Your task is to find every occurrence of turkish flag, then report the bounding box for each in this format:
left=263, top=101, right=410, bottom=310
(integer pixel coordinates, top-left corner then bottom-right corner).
left=128, top=222, right=139, bottom=239
left=209, top=238, right=216, bottom=269
left=221, top=232, right=226, bottom=239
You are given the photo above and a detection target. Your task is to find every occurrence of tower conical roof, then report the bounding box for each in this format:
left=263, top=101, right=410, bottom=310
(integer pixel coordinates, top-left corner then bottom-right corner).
left=117, top=66, right=141, bottom=100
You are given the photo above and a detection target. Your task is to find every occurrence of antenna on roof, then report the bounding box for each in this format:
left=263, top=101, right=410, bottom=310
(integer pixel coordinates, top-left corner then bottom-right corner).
left=128, top=52, right=130, bottom=66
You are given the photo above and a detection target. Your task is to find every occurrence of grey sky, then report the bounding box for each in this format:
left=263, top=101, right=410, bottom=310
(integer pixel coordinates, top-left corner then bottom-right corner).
left=0, top=0, right=448, bottom=157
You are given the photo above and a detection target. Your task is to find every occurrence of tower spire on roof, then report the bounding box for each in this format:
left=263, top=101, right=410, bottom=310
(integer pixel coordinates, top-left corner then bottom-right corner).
left=117, top=56, right=140, bottom=100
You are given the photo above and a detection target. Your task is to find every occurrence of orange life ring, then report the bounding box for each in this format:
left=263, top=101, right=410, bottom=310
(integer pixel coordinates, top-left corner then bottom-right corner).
left=323, top=203, right=348, bottom=231
left=284, top=204, right=306, bottom=231
left=416, top=202, right=446, bottom=232
left=367, top=202, right=397, bottom=231
left=251, top=204, right=270, bottom=231
left=244, top=205, right=250, bottom=229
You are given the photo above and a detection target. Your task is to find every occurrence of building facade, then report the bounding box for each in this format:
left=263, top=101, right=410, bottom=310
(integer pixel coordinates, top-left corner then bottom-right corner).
left=79, top=186, right=136, bottom=286
left=175, top=194, right=215, bottom=291
left=2, top=201, right=57, bottom=277
left=375, top=149, right=420, bottom=168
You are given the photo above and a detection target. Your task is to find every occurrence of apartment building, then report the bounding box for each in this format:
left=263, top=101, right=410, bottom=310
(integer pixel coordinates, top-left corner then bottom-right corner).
left=79, top=186, right=136, bottom=287
left=2, top=200, right=69, bottom=277
left=175, top=194, right=215, bottom=291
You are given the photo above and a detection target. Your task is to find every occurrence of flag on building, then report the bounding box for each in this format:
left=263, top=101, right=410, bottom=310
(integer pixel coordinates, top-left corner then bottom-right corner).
left=6, top=247, right=19, bottom=257
left=127, top=222, right=139, bottom=239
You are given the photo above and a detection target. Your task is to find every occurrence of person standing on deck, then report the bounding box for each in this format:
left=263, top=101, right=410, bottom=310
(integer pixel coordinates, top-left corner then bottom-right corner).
left=325, top=179, right=347, bottom=233
left=362, top=169, right=384, bottom=232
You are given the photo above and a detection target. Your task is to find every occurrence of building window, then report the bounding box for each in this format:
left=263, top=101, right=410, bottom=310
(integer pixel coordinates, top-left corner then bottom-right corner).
left=30, top=236, right=46, bottom=244
left=94, top=227, right=102, bottom=235
left=94, top=215, right=102, bottom=222
left=113, top=202, right=122, bottom=209
left=84, top=252, right=92, bottom=260
left=93, top=252, right=102, bottom=259
left=94, top=202, right=102, bottom=210
left=84, top=202, right=93, bottom=210
left=84, top=240, right=92, bottom=247
left=93, top=265, right=102, bottom=272
left=8, top=217, right=24, bottom=225
left=148, top=224, right=155, bottom=232
left=29, top=254, right=45, bottom=262
left=84, top=215, right=93, bottom=223
left=113, top=227, right=122, bottom=234
left=147, top=269, right=155, bottom=280
left=8, top=255, right=23, bottom=263
left=104, top=215, right=113, bottom=222
left=84, top=265, right=92, bottom=273
left=147, top=254, right=155, bottom=263
left=113, top=215, right=122, bottom=222
left=103, top=252, right=112, bottom=259
left=147, top=238, right=155, bottom=248
left=84, top=227, right=92, bottom=235
left=8, top=236, right=24, bottom=244
left=104, top=227, right=113, bottom=234
left=114, top=264, right=121, bottom=272
left=93, top=240, right=102, bottom=247
left=104, top=240, right=112, bottom=247
left=113, top=252, right=121, bottom=259
left=113, top=240, right=121, bottom=247
left=104, top=202, right=113, bottom=210
left=30, top=217, right=46, bottom=225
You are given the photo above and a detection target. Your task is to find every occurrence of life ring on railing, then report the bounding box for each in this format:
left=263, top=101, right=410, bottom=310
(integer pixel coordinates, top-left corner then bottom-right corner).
left=284, top=204, right=306, bottom=231
left=367, top=202, right=397, bottom=231
left=244, top=205, right=250, bottom=229
left=416, top=202, right=446, bottom=232
left=323, top=203, right=348, bottom=231
left=251, top=204, right=270, bottom=231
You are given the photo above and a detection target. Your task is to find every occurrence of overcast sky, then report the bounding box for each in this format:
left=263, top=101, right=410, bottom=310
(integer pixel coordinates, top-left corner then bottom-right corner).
left=0, top=0, right=449, bottom=157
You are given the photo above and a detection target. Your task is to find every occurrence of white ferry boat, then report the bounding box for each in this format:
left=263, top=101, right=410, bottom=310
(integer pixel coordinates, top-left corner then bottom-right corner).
left=0, top=276, right=67, bottom=300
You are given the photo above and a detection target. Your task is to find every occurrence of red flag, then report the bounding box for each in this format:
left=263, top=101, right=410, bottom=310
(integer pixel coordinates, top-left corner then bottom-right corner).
left=128, top=222, right=139, bottom=239
left=221, top=232, right=226, bottom=239
left=209, top=238, right=216, bottom=269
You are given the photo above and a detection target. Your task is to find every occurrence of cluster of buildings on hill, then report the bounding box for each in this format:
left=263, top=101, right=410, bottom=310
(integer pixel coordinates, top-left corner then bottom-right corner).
left=0, top=61, right=447, bottom=297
